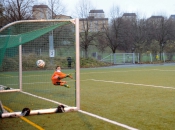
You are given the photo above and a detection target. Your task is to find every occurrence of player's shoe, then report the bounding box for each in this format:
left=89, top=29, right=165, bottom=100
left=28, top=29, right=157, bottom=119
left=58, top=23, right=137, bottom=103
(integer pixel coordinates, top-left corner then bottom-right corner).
left=5, top=87, right=10, bottom=90
left=69, top=74, right=73, bottom=79
left=64, top=85, right=70, bottom=88
left=66, top=74, right=73, bottom=79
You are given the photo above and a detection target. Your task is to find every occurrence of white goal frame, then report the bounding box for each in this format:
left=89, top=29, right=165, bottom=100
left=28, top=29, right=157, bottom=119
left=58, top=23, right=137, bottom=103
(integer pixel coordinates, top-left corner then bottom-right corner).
left=0, top=19, right=80, bottom=118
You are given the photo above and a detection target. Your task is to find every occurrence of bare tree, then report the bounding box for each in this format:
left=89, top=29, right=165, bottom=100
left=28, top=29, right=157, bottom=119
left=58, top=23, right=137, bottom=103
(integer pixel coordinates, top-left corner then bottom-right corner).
left=118, top=19, right=135, bottom=53
left=2, top=0, right=35, bottom=23
left=47, top=0, right=66, bottom=18
left=147, top=16, right=173, bottom=60
left=0, top=1, right=5, bottom=27
left=131, top=18, right=149, bottom=55
left=96, top=35, right=108, bottom=55
left=0, top=2, right=3, bottom=17
left=76, top=0, right=102, bottom=58
left=103, top=6, right=123, bottom=54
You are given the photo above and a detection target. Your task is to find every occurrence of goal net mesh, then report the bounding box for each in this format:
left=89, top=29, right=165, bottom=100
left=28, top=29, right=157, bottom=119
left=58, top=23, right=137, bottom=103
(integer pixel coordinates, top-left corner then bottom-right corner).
left=0, top=20, right=77, bottom=117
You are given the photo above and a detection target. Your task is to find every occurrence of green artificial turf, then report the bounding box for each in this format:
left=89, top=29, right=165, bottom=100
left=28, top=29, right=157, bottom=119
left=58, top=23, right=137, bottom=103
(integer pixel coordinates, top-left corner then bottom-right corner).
left=1, top=64, right=175, bottom=130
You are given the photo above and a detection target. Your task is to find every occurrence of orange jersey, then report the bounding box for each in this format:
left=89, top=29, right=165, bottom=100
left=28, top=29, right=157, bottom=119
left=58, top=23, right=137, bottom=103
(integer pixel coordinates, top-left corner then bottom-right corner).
left=51, top=71, right=67, bottom=85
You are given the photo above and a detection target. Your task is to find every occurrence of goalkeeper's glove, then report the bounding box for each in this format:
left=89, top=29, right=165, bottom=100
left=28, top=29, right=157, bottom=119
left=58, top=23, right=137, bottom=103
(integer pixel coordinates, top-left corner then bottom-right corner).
left=66, top=74, right=73, bottom=79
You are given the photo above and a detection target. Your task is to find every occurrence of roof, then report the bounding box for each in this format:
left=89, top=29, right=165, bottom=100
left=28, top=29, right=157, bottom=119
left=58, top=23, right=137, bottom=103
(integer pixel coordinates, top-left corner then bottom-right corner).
left=170, top=15, right=175, bottom=17
left=123, top=13, right=136, bottom=16
left=89, top=10, right=104, bottom=13
left=33, top=5, right=49, bottom=8
left=170, top=15, right=175, bottom=20
left=150, top=16, right=164, bottom=19
left=79, top=18, right=108, bottom=21
left=55, top=14, right=72, bottom=19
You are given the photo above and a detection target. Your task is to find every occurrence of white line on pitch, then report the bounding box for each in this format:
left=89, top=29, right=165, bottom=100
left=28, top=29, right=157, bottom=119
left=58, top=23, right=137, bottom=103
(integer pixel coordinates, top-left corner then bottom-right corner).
left=80, top=69, right=171, bottom=75
left=21, top=91, right=138, bottom=130
left=152, top=69, right=175, bottom=71
left=89, top=79, right=175, bottom=90
left=79, top=110, right=138, bottom=130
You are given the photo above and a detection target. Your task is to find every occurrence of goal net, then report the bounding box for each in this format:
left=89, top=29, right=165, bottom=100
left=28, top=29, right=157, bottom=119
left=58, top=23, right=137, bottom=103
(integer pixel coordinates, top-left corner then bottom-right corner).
left=0, top=19, right=80, bottom=118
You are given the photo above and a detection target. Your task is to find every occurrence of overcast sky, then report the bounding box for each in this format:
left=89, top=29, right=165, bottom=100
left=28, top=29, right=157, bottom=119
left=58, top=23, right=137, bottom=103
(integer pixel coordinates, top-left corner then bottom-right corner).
left=38, top=0, right=175, bottom=18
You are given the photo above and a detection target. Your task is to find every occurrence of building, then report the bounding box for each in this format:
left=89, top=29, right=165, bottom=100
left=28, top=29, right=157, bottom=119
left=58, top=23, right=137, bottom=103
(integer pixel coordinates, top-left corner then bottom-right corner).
left=147, top=16, right=164, bottom=24
left=32, top=6, right=108, bottom=32
left=32, top=5, right=55, bottom=19
left=122, top=13, right=137, bottom=21
left=54, top=14, right=72, bottom=19
left=149, top=16, right=164, bottom=19
left=32, top=5, right=72, bottom=20
left=169, top=15, right=175, bottom=20
left=89, top=10, right=105, bottom=18
left=79, top=9, right=108, bottom=32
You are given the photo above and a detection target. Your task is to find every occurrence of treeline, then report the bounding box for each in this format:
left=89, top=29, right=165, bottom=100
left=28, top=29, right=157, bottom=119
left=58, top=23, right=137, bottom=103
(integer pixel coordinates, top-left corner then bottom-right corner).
left=1, top=0, right=175, bottom=61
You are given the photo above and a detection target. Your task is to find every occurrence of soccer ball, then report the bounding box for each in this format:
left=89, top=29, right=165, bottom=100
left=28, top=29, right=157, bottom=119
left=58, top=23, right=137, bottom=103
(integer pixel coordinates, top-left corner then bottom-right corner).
left=36, top=59, right=45, bottom=68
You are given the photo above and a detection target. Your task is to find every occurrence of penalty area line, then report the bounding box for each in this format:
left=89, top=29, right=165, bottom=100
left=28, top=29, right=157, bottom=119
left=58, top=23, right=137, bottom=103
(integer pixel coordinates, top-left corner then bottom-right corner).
left=78, top=110, right=138, bottom=130
left=89, top=79, right=175, bottom=90
left=3, top=105, right=44, bottom=130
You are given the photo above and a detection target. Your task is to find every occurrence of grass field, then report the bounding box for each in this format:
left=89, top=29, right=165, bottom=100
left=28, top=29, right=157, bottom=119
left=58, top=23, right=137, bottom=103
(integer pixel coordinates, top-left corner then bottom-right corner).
left=1, top=63, right=175, bottom=130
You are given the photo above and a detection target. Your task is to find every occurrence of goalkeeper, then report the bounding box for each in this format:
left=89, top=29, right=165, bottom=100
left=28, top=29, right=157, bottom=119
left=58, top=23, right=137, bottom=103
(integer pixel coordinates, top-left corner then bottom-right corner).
left=51, top=66, right=73, bottom=88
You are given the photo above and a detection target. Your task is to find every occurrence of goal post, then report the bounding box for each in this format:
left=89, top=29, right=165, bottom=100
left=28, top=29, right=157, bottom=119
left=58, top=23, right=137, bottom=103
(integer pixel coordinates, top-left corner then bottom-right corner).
left=0, top=19, right=80, bottom=118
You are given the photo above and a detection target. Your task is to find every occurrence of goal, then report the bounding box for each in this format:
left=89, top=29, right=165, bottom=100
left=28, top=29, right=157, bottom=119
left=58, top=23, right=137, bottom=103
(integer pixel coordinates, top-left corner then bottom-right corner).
left=0, top=19, right=80, bottom=118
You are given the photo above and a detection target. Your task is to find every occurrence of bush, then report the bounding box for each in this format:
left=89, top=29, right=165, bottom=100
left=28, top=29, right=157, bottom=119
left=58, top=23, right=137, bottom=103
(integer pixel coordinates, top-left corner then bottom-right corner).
left=80, top=57, right=112, bottom=68
left=0, top=54, right=112, bottom=72
left=1, top=57, right=19, bottom=71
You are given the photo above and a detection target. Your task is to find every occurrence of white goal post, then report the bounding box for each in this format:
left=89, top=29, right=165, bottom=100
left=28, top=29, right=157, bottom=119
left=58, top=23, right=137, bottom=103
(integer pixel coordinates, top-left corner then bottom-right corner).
left=0, top=18, right=80, bottom=118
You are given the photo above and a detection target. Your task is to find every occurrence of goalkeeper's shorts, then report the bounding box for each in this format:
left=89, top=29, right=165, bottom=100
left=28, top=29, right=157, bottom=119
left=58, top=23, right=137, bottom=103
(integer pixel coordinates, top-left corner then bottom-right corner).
left=54, top=82, right=61, bottom=85
left=54, top=81, right=66, bottom=86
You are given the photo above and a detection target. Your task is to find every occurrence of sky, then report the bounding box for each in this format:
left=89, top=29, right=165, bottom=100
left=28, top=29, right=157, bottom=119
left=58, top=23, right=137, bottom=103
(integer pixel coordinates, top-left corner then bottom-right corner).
left=38, top=0, right=175, bottom=18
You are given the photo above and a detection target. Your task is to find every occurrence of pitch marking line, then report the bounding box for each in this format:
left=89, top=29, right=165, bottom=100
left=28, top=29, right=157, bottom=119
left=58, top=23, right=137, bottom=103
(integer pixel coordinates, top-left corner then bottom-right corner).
left=80, top=69, right=173, bottom=75
left=152, top=69, right=175, bottom=72
left=3, top=105, right=44, bottom=130
left=21, top=91, right=137, bottom=130
left=89, top=79, right=175, bottom=90
left=22, top=90, right=137, bottom=130
left=79, top=110, right=138, bottom=130
left=80, top=70, right=145, bottom=74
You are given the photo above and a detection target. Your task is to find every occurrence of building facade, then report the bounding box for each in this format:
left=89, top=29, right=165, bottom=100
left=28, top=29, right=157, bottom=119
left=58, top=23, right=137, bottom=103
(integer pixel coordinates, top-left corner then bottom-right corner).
left=32, top=5, right=54, bottom=19
left=33, top=6, right=108, bottom=32
left=32, top=5, right=72, bottom=20
left=169, top=15, right=175, bottom=20
left=122, top=13, right=137, bottom=21
left=79, top=9, right=108, bottom=32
